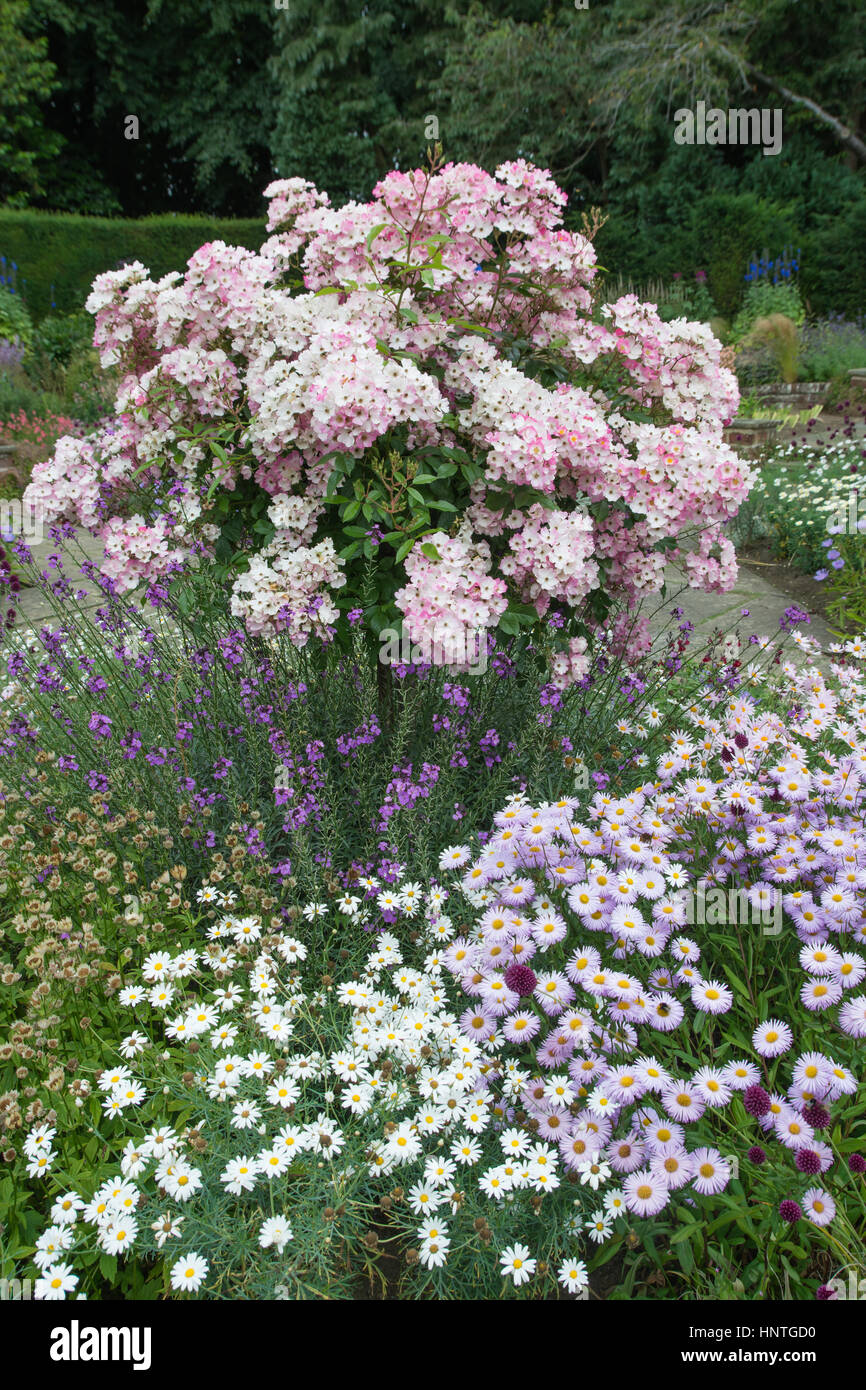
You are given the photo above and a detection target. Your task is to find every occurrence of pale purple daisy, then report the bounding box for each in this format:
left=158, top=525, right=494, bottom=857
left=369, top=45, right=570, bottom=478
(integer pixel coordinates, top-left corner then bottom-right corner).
left=690, top=1147, right=731, bottom=1196
left=838, top=995, right=866, bottom=1037
left=533, top=971, right=575, bottom=1014
left=647, top=992, right=685, bottom=1032
left=606, top=1136, right=648, bottom=1174
left=623, top=1169, right=670, bottom=1216
left=650, top=1147, right=693, bottom=1190
left=802, top=1187, right=836, bottom=1227
left=792, top=1051, right=834, bottom=1095
left=692, top=1068, right=733, bottom=1108
left=502, top=1011, right=541, bottom=1044
left=774, top=1109, right=816, bottom=1150
left=752, top=1019, right=793, bottom=1058
left=836, top=954, right=866, bottom=989
left=722, top=1060, right=761, bottom=1090
left=691, top=979, right=734, bottom=1015
left=662, top=1082, right=706, bottom=1123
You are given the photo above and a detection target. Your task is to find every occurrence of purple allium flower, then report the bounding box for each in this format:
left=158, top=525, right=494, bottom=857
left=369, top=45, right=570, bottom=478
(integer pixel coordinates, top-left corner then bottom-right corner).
left=504, top=963, right=538, bottom=997
left=779, top=1199, right=803, bottom=1224
left=743, top=1083, right=772, bottom=1117
left=802, top=1102, right=830, bottom=1130
left=747, top=1146, right=767, bottom=1165
left=815, top=1285, right=838, bottom=1300
left=795, top=1149, right=822, bottom=1175
left=848, top=1153, right=866, bottom=1174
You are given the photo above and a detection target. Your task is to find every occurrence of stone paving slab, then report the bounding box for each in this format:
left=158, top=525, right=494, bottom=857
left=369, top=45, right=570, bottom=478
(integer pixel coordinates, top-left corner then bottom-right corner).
left=642, top=562, right=837, bottom=681
left=647, top=562, right=836, bottom=648
left=12, top=528, right=109, bottom=627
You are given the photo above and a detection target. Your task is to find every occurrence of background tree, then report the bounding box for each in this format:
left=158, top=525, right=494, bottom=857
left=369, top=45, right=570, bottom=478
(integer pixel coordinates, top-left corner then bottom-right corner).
left=587, top=0, right=866, bottom=164
left=28, top=0, right=277, bottom=216
left=269, top=0, right=455, bottom=205
left=0, top=0, right=62, bottom=206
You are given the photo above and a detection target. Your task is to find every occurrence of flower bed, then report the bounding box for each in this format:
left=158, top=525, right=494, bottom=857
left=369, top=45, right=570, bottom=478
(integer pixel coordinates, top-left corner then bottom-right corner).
left=3, top=597, right=866, bottom=1300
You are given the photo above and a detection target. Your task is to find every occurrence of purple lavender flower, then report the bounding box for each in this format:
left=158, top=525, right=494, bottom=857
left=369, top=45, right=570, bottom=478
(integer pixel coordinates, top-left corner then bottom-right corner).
left=780, top=606, right=810, bottom=632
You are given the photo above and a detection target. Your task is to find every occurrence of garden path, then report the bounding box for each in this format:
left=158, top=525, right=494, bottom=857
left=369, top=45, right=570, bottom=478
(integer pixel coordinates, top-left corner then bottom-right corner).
left=644, top=560, right=837, bottom=666
left=11, top=526, right=840, bottom=673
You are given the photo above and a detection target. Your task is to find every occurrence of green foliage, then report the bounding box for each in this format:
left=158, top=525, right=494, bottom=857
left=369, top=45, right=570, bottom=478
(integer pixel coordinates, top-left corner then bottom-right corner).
left=682, top=196, right=800, bottom=320
left=801, top=196, right=866, bottom=318
left=607, top=272, right=720, bottom=326
left=739, top=436, right=863, bottom=576
left=732, top=281, right=805, bottom=345
left=594, top=187, right=801, bottom=321
left=424, top=6, right=590, bottom=182
left=25, top=311, right=92, bottom=369
left=0, top=286, right=34, bottom=348
left=269, top=0, right=456, bottom=204
left=25, top=0, right=276, bottom=217
left=743, top=313, right=800, bottom=383
left=3, top=603, right=865, bottom=1299
left=0, top=209, right=266, bottom=320
left=745, top=443, right=866, bottom=632
left=0, top=0, right=62, bottom=204
left=0, top=372, right=65, bottom=423
left=798, top=316, right=866, bottom=382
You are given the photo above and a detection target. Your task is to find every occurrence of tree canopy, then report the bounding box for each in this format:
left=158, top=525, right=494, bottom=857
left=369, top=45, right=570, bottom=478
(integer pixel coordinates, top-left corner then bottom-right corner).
left=2, top=0, right=862, bottom=310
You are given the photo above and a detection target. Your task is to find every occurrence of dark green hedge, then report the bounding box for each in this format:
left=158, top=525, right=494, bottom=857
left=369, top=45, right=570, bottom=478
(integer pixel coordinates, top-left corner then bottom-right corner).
left=799, top=197, right=866, bottom=319
left=0, top=210, right=267, bottom=320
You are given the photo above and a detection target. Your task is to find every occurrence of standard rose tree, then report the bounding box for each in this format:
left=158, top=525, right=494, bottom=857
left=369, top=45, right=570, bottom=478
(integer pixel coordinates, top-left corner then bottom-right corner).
left=24, top=158, right=750, bottom=686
